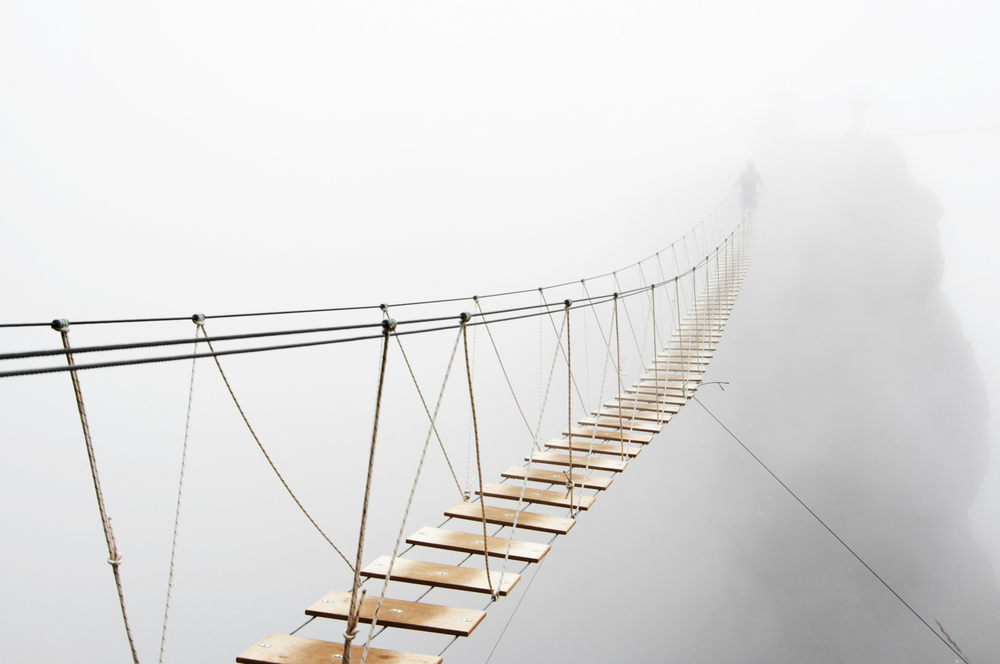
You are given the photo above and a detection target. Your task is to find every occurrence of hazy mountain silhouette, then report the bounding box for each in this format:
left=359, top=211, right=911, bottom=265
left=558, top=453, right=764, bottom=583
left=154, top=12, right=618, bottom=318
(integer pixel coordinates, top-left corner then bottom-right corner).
left=705, top=135, right=1000, bottom=661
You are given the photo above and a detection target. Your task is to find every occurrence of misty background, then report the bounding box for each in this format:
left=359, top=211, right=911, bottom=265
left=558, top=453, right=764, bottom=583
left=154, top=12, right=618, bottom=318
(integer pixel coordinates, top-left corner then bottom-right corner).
left=2, top=2, right=999, bottom=663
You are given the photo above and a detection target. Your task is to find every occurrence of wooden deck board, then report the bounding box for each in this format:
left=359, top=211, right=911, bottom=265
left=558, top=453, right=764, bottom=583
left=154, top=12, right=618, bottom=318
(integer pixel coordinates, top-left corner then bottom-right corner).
left=445, top=501, right=575, bottom=534
left=563, top=426, right=652, bottom=444
left=546, top=438, right=643, bottom=457
left=525, top=451, right=628, bottom=473
left=477, top=482, right=596, bottom=510
left=361, top=556, right=519, bottom=596
left=305, top=591, right=486, bottom=636
left=237, top=633, right=442, bottom=664
left=405, top=526, right=550, bottom=562
left=501, top=465, right=612, bottom=491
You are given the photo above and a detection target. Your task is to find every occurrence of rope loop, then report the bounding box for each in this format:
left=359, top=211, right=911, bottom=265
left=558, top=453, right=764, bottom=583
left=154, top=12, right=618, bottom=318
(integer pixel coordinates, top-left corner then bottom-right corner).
left=107, top=555, right=123, bottom=566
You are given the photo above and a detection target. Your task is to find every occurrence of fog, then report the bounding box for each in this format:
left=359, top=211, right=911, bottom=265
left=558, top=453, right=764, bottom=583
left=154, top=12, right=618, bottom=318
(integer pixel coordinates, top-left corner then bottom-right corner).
left=2, top=2, right=999, bottom=663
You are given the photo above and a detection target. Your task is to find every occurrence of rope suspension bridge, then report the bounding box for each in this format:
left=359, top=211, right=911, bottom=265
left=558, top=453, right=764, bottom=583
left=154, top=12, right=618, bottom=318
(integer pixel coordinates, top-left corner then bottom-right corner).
left=0, top=185, right=970, bottom=664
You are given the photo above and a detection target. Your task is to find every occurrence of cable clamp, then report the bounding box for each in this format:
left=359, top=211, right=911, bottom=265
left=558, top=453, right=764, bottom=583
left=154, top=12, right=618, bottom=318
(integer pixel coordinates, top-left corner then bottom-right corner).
left=191, top=314, right=206, bottom=325
left=458, top=311, right=472, bottom=324
left=50, top=319, right=70, bottom=332
left=381, top=318, right=397, bottom=332
left=563, top=299, right=573, bottom=308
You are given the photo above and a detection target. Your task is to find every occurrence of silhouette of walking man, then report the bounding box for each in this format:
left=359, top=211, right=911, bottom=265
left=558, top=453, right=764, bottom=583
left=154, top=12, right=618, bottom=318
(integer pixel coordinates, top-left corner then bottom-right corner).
left=738, top=159, right=762, bottom=215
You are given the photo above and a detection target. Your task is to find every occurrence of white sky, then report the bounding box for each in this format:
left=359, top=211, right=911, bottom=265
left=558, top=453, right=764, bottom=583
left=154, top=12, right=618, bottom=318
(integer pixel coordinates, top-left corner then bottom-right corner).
left=2, top=1, right=999, bottom=662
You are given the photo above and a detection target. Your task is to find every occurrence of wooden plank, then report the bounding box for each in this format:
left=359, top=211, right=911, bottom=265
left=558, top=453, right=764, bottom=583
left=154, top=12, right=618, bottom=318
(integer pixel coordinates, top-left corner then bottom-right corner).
left=477, top=482, right=595, bottom=511
left=595, top=408, right=672, bottom=424
left=577, top=416, right=662, bottom=434
left=546, top=438, right=642, bottom=457
left=621, top=390, right=688, bottom=405
left=631, top=384, right=693, bottom=397
left=501, top=465, right=613, bottom=491
left=637, top=375, right=701, bottom=387
left=305, top=591, right=486, bottom=637
left=564, top=426, right=652, bottom=444
left=445, top=501, right=575, bottom=535
left=525, top=451, right=628, bottom=473
left=405, top=526, right=550, bottom=562
left=237, top=633, right=442, bottom=664
left=606, top=399, right=681, bottom=415
left=632, top=371, right=703, bottom=382
left=361, top=556, right=519, bottom=596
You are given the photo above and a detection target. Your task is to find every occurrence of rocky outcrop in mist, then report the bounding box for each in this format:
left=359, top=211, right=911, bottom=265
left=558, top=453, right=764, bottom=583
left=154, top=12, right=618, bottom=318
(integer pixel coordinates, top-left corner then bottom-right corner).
left=709, top=135, right=1000, bottom=661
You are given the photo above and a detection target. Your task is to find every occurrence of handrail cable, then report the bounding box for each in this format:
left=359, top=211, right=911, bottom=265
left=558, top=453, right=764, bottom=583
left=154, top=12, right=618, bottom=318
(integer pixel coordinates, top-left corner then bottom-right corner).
left=0, top=220, right=748, bottom=379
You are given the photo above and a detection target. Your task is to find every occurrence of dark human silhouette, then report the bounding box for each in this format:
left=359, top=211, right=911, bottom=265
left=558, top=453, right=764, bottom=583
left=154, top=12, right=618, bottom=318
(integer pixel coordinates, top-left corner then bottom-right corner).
left=738, top=159, right=762, bottom=214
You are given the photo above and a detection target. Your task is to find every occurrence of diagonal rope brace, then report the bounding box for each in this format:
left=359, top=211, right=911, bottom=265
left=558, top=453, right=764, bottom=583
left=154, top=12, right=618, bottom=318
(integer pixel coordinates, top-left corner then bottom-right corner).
left=53, top=319, right=140, bottom=664
left=475, top=299, right=541, bottom=451
left=394, top=333, right=465, bottom=500
left=201, top=325, right=354, bottom=572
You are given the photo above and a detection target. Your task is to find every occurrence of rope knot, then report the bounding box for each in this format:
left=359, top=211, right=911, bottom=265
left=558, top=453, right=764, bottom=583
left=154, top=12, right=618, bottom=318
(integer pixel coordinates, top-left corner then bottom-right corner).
left=107, top=554, right=123, bottom=567
left=191, top=313, right=205, bottom=325
left=379, top=303, right=388, bottom=312
left=381, top=318, right=397, bottom=332
left=50, top=319, right=69, bottom=332
left=563, top=299, right=573, bottom=308
left=458, top=311, right=472, bottom=324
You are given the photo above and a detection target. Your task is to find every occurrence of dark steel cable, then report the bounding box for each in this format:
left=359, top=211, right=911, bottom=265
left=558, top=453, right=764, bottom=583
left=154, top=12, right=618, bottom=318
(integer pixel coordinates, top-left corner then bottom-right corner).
left=692, top=396, right=970, bottom=664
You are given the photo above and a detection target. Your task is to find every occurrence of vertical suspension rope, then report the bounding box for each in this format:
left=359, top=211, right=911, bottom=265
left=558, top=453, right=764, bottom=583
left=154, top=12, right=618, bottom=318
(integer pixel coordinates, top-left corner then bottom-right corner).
left=360, top=330, right=462, bottom=664
left=564, top=300, right=574, bottom=506
left=614, top=295, right=624, bottom=460
left=159, top=316, right=203, bottom=664
left=343, top=318, right=395, bottom=664
left=461, top=313, right=494, bottom=597
left=52, top=319, right=140, bottom=664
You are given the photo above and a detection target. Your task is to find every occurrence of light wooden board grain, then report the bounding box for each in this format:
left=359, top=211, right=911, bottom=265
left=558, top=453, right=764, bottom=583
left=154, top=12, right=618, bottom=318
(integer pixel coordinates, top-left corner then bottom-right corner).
left=501, top=465, right=612, bottom=491
left=477, top=482, right=596, bottom=511
left=594, top=408, right=672, bottom=424
left=305, top=591, right=486, bottom=636
left=577, top=416, right=663, bottom=434
left=405, top=526, right=549, bottom=562
left=546, top=438, right=643, bottom=457
left=361, top=556, right=519, bottom=596
left=445, top=501, right=575, bottom=534
left=237, top=633, right=442, bottom=664
left=525, top=451, right=628, bottom=473
left=563, top=426, right=652, bottom=444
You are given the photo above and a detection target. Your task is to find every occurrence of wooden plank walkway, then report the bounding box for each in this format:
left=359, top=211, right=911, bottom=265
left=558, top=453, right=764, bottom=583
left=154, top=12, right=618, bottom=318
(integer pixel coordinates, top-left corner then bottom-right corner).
left=236, top=209, right=757, bottom=662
